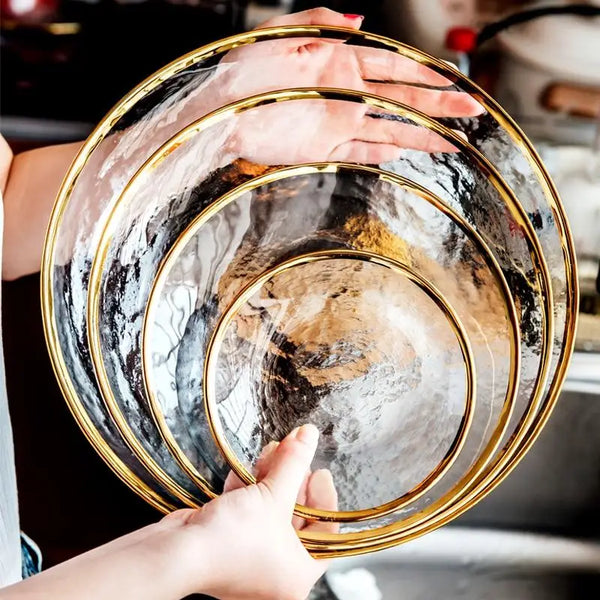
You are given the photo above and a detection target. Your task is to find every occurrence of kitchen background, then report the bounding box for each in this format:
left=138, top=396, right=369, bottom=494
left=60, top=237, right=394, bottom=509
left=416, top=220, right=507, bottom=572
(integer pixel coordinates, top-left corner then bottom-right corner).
left=1, top=0, right=599, bottom=596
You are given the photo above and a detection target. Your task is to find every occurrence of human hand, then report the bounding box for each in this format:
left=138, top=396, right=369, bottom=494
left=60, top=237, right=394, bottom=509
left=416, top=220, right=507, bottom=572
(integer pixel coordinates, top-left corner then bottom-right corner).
left=221, top=7, right=481, bottom=120
left=0, top=426, right=334, bottom=600
left=104, top=8, right=482, bottom=190
left=164, top=424, right=337, bottom=600
left=205, top=7, right=482, bottom=164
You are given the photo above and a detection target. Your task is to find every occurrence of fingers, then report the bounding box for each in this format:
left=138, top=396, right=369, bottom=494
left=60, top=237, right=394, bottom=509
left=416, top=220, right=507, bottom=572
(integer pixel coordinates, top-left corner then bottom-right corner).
left=260, top=424, right=319, bottom=511
left=223, top=441, right=279, bottom=493
left=291, top=471, right=311, bottom=531
left=329, top=116, right=465, bottom=162
left=329, top=141, right=403, bottom=163
left=365, top=82, right=484, bottom=117
left=328, top=128, right=460, bottom=162
left=259, top=441, right=314, bottom=528
left=254, top=441, right=312, bottom=529
left=254, top=441, right=280, bottom=481
left=223, top=470, right=243, bottom=493
left=357, top=118, right=463, bottom=153
left=255, top=8, right=364, bottom=54
left=223, top=438, right=313, bottom=527
left=257, top=7, right=363, bottom=29
left=161, top=508, right=199, bottom=526
left=357, top=46, right=452, bottom=87
left=306, top=470, right=338, bottom=512
left=302, top=469, right=340, bottom=535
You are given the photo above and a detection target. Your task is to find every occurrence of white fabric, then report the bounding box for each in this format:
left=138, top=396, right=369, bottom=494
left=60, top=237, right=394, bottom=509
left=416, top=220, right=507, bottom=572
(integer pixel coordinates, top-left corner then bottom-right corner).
left=0, top=194, right=22, bottom=587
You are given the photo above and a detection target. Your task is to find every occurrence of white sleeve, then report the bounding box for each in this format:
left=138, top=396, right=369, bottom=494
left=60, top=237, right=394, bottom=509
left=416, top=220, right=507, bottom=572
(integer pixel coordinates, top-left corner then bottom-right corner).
left=0, top=197, right=22, bottom=587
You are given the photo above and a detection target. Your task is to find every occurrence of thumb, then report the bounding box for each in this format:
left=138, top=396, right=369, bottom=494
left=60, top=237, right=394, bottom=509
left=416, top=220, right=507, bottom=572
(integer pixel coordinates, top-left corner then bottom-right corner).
left=256, top=7, right=364, bottom=30
left=260, top=424, right=319, bottom=511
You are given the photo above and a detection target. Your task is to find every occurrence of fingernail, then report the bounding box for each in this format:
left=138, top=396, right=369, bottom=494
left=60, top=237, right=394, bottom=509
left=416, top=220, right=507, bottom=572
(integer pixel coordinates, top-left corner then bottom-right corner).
left=293, top=424, right=319, bottom=447
left=315, top=468, right=334, bottom=482
left=344, top=14, right=364, bottom=20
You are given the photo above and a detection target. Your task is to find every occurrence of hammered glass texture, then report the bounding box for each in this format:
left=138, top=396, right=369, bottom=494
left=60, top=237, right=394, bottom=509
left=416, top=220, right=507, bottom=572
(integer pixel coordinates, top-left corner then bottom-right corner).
left=101, top=100, right=526, bottom=517
left=214, top=258, right=468, bottom=506
left=143, top=167, right=513, bottom=514
left=110, top=98, right=541, bottom=521
left=43, top=29, right=572, bottom=535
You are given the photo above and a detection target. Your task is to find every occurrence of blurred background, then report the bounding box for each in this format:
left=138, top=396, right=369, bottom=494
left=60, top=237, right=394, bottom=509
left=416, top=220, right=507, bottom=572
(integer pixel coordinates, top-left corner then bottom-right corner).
left=1, top=0, right=599, bottom=596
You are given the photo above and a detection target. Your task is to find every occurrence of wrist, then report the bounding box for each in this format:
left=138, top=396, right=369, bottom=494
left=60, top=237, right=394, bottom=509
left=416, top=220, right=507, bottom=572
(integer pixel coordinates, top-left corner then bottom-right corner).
left=155, top=511, right=219, bottom=598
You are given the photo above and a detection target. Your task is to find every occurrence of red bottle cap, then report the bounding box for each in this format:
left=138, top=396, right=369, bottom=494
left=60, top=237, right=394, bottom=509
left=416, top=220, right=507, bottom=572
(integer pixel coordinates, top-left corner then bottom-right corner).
left=445, top=27, right=477, bottom=53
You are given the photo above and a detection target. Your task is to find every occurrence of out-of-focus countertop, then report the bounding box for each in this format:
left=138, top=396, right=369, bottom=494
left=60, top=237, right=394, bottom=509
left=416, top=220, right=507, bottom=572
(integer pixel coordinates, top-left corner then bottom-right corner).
left=566, top=349, right=600, bottom=395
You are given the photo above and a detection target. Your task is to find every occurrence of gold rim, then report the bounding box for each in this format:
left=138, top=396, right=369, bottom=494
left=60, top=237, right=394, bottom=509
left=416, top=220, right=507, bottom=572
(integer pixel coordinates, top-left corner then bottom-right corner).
left=203, top=248, right=477, bottom=522
left=39, top=25, right=576, bottom=548
left=40, top=174, right=180, bottom=514
left=89, top=86, right=551, bottom=550
left=87, top=220, right=203, bottom=508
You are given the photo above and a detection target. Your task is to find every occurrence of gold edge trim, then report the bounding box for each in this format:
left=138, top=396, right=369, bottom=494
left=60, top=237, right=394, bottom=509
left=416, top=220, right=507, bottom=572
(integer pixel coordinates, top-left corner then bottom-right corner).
left=40, top=193, right=176, bottom=514
left=125, top=85, right=551, bottom=542
left=110, top=83, right=546, bottom=545
left=413, top=31, right=579, bottom=498
left=86, top=217, right=203, bottom=508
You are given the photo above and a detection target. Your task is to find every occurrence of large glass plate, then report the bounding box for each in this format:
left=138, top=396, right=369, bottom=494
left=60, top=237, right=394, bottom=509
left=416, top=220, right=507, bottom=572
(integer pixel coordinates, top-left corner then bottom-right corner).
left=41, top=26, right=577, bottom=556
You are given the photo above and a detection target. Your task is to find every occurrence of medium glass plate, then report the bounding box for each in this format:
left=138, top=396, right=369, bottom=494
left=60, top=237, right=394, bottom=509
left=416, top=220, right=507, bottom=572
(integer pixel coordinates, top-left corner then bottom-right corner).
left=90, top=91, right=540, bottom=546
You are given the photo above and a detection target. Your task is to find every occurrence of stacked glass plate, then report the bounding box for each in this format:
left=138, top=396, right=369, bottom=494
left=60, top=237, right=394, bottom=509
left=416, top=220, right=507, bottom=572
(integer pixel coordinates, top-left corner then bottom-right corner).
left=41, top=26, right=578, bottom=557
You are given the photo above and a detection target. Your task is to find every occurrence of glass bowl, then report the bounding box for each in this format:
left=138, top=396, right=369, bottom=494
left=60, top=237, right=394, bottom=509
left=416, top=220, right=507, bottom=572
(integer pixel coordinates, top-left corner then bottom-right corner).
left=89, top=89, right=542, bottom=551
left=41, top=25, right=577, bottom=556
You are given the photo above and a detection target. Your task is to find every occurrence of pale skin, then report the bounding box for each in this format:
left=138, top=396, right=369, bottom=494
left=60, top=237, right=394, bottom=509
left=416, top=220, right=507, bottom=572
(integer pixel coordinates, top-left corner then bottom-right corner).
left=1, top=8, right=481, bottom=280
left=0, top=7, right=482, bottom=598
left=0, top=425, right=337, bottom=600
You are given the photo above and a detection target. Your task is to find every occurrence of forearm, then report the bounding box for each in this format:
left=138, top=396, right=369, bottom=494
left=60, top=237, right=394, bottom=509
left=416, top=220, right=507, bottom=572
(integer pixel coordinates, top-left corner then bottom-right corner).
left=0, top=519, right=205, bottom=600
left=0, top=66, right=237, bottom=283
left=2, top=142, right=82, bottom=281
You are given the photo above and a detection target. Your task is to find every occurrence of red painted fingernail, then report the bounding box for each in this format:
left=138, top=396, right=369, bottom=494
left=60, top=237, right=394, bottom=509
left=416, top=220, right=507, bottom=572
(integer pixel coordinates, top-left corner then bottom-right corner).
left=344, top=14, right=364, bottom=20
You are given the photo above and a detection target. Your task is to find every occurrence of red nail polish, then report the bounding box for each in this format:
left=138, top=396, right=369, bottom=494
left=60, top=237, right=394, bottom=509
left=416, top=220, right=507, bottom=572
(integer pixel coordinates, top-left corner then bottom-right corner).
left=344, top=14, right=364, bottom=20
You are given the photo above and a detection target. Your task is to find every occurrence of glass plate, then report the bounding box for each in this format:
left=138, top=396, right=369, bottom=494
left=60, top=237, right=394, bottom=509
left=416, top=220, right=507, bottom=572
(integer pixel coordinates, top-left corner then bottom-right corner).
left=89, top=90, right=543, bottom=547
left=141, top=160, right=519, bottom=524
left=41, top=26, right=577, bottom=556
